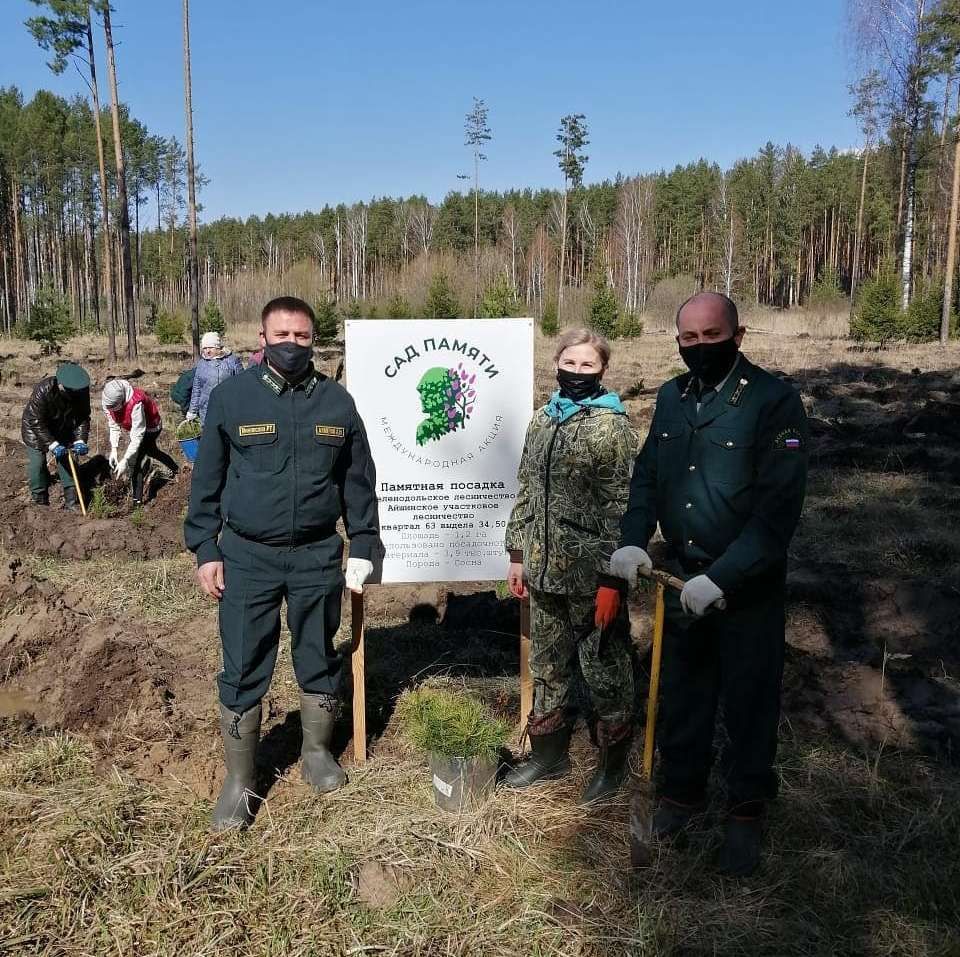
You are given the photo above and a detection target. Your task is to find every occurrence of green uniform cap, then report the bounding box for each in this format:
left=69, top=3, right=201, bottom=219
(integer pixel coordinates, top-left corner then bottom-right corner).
left=55, top=363, right=90, bottom=391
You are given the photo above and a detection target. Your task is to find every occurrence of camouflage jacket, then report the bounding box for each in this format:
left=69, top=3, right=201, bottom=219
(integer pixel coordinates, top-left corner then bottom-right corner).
left=506, top=403, right=640, bottom=596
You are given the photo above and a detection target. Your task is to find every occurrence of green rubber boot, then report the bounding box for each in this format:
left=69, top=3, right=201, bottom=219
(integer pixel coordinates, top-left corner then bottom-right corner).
left=580, top=734, right=633, bottom=804
left=502, top=726, right=572, bottom=789
left=212, top=703, right=261, bottom=831
left=299, top=692, right=347, bottom=793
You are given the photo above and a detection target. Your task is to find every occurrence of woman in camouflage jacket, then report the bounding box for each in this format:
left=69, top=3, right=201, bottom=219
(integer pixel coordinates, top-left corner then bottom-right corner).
left=503, top=329, right=640, bottom=802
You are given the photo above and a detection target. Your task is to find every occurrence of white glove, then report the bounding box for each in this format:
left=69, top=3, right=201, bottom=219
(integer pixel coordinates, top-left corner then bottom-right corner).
left=345, top=557, right=374, bottom=593
left=608, top=545, right=653, bottom=582
left=185, top=411, right=198, bottom=421
left=680, top=575, right=724, bottom=617
left=108, top=449, right=119, bottom=470
left=113, top=458, right=129, bottom=480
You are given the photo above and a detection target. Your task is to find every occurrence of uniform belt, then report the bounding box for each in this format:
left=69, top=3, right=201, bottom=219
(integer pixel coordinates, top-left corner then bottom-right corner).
left=225, top=523, right=338, bottom=548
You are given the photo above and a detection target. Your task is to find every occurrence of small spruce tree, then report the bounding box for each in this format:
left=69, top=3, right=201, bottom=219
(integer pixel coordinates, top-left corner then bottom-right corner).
left=588, top=270, right=619, bottom=338
left=479, top=274, right=520, bottom=317
left=200, top=301, right=225, bottom=336
left=314, top=298, right=339, bottom=344
left=541, top=300, right=559, bottom=336
left=425, top=273, right=460, bottom=319
left=386, top=294, right=412, bottom=319
left=25, top=285, right=74, bottom=355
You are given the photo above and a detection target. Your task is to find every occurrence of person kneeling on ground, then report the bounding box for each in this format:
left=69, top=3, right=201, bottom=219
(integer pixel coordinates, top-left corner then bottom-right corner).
left=503, top=328, right=640, bottom=803
left=186, top=331, right=244, bottom=426
left=101, top=379, right=180, bottom=507
left=184, top=295, right=381, bottom=831
left=21, top=362, right=91, bottom=510
left=610, top=292, right=809, bottom=878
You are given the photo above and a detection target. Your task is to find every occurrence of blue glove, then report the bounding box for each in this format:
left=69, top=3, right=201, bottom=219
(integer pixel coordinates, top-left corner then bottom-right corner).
left=71, top=441, right=89, bottom=457
left=51, top=444, right=69, bottom=461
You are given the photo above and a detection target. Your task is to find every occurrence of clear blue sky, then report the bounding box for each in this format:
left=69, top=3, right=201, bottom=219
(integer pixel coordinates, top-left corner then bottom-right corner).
left=2, top=0, right=859, bottom=223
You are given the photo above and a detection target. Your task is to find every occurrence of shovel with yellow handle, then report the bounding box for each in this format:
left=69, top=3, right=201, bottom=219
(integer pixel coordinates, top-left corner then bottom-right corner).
left=65, top=451, right=87, bottom=517
left=629, top=566, right=724, bottom=867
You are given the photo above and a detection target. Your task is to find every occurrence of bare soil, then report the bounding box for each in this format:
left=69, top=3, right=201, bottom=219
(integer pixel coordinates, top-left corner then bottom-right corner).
left=0, top=337, right=958, bottom=809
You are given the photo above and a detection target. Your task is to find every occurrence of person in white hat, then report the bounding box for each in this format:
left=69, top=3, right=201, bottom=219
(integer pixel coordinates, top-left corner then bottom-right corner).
left=186, top=332, right=244, bottom=425
left=102, top=379, right=179, bottom=506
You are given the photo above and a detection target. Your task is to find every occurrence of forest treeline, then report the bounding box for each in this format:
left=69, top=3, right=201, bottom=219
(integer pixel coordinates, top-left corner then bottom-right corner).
left=5, top=0, right=960, bottom=349
left=0, top=86, right=901, bottom=328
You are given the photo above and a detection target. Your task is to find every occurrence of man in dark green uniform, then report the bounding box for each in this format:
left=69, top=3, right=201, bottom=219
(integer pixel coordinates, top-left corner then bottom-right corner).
left=184, top=296, right=380, bottom=831
left=20, top=363, right=91, bottom=509
left=610, top=292, right=808, bottom=877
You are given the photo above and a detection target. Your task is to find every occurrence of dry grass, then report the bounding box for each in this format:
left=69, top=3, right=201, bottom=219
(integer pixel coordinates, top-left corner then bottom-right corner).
left=22, top=553, right=206, bottom=625
left=1, top=713, right=958, bottom=956
left=2, top=326, right=960, bottom=955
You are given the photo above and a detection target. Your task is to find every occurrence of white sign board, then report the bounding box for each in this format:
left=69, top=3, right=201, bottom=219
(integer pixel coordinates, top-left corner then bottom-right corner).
left=346, top=319, right=534, bottom=583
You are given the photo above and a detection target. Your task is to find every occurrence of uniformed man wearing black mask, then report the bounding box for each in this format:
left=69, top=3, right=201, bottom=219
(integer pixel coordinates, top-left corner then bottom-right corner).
left=185, top=296, right=381, bottom=831
left=610, top=292, right=809, bottom=877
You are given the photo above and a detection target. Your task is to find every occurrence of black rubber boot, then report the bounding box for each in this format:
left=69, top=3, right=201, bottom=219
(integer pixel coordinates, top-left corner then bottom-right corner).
left=718, top=814, right=763, bottom=877
left=32, top=490, right=49, bottom=506
left=580, top=734, right=633, bottom=804
left=299, top=692, right=347, bottom=793
left=502, top=726, right=572, bottom=788
left=651, top=797, right=706, bottom=839
left=62, top=486, right=79, bottom=512
left=212, top=703, right=261, bottom=831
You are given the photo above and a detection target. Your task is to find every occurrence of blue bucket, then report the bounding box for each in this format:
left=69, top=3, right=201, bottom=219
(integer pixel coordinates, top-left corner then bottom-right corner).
left=179, top=437, right=200, bottom=463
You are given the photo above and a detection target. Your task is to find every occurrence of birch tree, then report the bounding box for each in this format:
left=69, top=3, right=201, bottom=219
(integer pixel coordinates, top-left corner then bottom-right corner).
left=848, top=0, right=932, bottom=309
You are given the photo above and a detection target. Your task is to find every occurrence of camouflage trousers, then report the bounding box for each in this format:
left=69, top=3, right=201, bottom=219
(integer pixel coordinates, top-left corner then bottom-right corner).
left=527, top=588, right=634, bottom=744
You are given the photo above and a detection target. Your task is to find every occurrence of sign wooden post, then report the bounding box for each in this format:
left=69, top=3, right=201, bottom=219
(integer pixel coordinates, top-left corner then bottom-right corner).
left=519, top=597, right=532, bottom=733
left=351, top=591, right=366, bottom=764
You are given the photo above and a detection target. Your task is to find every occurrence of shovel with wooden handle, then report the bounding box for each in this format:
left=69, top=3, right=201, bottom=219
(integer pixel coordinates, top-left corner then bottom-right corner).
left=351, top=591, right=366, bottom=764
left=628, top=564, right=725, bottom=867
left=629, top=579, right=666, bottom=867
left=66, top=452, right=87, bottom=517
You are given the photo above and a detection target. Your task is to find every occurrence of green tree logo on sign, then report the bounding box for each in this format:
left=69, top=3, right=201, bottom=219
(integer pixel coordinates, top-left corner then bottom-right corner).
left=415, top=363, right=478, bottom=445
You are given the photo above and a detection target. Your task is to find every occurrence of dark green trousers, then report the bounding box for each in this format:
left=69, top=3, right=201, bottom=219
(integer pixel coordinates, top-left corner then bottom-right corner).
left=217, top=525, right=345, bottom=714
left=657, top=582, right=786, bottom=813
left=26, top=446, right=75, bottom=497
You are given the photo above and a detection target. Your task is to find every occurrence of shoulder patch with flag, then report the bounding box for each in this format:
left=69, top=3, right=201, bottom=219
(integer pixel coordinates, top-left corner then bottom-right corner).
left=774, top=427, right=803, bottom=451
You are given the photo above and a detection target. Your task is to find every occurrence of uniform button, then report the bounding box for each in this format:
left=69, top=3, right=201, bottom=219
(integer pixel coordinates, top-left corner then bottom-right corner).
left=686, top=502, right=693, bottom=509
left=687, top=539, right=694, bottom=546
left=662, top=432, right=669, bottom=438
left=688, top=465, right=696, bottom=471
left=725, top=440, right=734, bottom=448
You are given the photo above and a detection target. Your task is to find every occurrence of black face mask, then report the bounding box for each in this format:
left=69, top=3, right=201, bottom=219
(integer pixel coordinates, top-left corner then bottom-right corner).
left=556, top=368, right=604, bottom=402
left=678, top=336, right=739, bottom=387
left=264, top=341, right=313, bottom=380
left=62, top=387, right=90, bottom=417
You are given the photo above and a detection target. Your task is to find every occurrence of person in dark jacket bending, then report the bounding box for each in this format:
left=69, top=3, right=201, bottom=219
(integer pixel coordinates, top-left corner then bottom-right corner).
left=20, top=363, right=91, bottom=510
left=184, top=296, right=381, bottom=831
left=610, top=292, right=808, bottom=878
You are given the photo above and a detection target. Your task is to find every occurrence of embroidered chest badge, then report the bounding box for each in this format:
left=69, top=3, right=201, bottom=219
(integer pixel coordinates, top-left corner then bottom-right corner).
left=315, top=425, right=345, bottom=438
left=238, top=423, right=276, bottom=437
left=774, top=427, right=803, bottom=451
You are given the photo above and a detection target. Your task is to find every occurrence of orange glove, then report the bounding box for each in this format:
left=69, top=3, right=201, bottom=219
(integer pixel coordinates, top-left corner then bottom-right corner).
left=594, top=585, right=621, bottom=630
